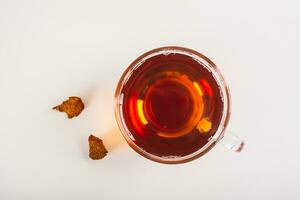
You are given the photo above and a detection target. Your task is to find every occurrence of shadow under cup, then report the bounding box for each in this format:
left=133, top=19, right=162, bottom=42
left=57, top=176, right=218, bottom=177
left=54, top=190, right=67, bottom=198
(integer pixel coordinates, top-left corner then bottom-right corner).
left=114, top=46, right=231, bottom=164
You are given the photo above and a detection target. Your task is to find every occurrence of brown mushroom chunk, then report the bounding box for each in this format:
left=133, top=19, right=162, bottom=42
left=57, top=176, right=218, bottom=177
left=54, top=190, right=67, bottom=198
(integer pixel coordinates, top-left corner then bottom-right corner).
left=53, top=96, right=84, bottom=118
left=88, top=135, right=108, bottom=160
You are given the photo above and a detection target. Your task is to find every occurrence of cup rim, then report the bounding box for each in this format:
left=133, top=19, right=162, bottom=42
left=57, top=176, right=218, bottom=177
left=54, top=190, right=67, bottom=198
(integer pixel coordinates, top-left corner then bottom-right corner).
left=114, top=46, right=231, bottom=164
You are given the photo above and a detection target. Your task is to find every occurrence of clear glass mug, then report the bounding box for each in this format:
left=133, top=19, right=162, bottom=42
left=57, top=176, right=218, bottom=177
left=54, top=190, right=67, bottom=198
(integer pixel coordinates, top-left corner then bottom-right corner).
left=114, top=46, right=243, bottom=164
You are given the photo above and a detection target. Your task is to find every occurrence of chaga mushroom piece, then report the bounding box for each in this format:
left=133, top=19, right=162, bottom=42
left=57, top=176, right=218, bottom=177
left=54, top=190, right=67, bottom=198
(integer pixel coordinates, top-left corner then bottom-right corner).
left=53, top=96, right=84, bottom=118
left=88, top=135, right=108, bottom=160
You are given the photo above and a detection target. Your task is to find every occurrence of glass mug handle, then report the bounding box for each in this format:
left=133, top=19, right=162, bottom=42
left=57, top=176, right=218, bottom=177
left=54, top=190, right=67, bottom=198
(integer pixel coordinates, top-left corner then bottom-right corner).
left=221, top=130, right=244, bottom=152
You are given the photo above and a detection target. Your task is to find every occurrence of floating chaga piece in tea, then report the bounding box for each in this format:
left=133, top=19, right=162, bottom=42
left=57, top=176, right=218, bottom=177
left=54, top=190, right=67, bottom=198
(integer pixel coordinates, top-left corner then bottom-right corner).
left=53, top=96, right=84, bottom=118
left=88, top=135, right=108, bottom=160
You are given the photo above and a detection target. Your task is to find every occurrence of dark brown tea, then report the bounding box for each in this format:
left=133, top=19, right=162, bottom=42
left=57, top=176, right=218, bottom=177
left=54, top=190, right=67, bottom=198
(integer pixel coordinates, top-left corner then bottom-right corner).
left=119, top=52, right=224, bottom=158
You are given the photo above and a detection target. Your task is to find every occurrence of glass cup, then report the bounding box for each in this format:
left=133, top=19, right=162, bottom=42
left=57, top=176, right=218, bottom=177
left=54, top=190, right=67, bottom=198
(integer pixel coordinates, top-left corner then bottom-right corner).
left=114, top=46, right=243, bottom=164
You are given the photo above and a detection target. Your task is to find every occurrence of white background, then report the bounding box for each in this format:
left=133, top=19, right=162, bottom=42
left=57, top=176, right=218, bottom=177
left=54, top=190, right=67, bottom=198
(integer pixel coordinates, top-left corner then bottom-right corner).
left=0, top=0, right=300, bottom=199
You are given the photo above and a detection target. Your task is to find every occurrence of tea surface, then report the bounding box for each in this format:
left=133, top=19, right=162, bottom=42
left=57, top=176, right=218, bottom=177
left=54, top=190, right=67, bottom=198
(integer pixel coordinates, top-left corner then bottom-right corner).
left=120, top=53, right=224, bottom=157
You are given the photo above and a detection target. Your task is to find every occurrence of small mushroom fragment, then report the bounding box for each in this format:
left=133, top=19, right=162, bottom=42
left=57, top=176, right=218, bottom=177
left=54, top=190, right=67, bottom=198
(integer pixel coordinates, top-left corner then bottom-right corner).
left=53, top=96, right=84, bottom=119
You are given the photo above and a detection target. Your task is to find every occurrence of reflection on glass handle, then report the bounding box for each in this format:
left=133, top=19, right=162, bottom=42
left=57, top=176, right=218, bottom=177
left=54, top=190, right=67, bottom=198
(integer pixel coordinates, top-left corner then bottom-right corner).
left=222, top=130, right=244, bottom=152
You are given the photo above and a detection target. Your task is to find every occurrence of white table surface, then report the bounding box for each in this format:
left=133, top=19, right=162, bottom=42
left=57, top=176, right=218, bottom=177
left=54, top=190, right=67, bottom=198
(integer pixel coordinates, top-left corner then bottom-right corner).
left=1, top=0, right=300, bottom=199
